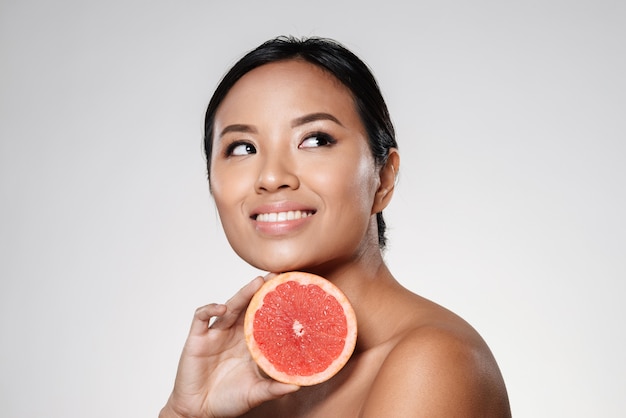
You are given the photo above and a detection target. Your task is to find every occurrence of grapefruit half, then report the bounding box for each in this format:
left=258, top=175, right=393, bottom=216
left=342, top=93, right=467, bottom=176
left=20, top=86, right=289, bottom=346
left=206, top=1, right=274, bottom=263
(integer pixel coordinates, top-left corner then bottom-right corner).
left=244, top=271, right=357, bottom=386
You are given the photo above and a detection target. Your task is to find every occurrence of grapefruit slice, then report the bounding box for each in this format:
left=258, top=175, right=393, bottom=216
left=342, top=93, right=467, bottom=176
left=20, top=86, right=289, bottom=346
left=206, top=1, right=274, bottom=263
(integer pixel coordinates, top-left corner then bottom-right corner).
left=244, top=271, right=357, bottom=386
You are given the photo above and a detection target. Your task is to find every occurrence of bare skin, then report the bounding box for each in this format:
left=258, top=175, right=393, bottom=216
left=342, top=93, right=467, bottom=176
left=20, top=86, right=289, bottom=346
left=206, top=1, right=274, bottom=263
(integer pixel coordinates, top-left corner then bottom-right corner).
left=242, top=262, right=511, bottom=417
left=160, top=60, right=511, bottom=417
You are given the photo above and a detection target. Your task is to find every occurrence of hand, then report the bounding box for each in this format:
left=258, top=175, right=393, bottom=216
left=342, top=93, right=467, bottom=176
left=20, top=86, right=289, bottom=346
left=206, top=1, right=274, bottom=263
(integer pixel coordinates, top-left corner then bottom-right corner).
left=160, top=275, right=300, bottom=418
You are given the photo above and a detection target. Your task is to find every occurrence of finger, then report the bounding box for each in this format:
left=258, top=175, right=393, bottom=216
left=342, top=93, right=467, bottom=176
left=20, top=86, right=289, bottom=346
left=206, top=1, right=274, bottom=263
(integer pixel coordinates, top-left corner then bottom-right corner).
left=263, top=272, right=278, bottom=282
left=266, top=381, right=300, bottom=398
left=210, top=277, right=265, bottom=330
left=189, top=303, right=227, bottom=336
left=247, top=381, right=300, bottom=408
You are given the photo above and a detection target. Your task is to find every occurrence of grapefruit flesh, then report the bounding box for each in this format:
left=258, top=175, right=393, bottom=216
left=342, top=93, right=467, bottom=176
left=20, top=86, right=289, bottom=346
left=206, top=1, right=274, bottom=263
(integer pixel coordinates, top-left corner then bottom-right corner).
left=244, top=272, right=357, bottom=386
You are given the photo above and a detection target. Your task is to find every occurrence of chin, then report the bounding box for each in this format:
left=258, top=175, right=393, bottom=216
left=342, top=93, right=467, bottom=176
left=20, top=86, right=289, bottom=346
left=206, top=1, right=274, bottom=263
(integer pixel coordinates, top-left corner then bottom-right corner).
left=246, top=255, right=345, bottom=280
left=240, top=252, right=318, bottom=274
left=234, top=244, right=308, bottom=273
left=234, top=241, right=352, bottom=276
left=247, top=259, right=306, bottom=274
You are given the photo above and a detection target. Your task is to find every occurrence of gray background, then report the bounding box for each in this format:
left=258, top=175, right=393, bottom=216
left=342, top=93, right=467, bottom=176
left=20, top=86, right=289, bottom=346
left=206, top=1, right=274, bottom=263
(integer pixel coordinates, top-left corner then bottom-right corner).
left=1, top=0, right=624, bottom=416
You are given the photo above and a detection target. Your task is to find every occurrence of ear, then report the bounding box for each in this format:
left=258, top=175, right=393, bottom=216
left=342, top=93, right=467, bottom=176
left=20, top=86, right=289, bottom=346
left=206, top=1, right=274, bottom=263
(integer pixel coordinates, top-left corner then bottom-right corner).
left=372, top=148, right=400, bottom=214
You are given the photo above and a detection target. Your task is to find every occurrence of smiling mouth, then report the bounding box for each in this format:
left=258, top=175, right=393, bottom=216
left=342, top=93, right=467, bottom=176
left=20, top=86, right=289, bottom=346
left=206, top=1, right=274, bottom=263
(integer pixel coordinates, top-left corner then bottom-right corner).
left=254, top=210, right=316, bottom=222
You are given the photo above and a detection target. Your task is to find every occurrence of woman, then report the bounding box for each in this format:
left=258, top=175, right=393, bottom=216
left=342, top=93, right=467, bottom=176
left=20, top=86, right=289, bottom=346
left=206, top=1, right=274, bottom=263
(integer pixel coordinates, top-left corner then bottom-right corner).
left=160, top=36, right=511, bottom=417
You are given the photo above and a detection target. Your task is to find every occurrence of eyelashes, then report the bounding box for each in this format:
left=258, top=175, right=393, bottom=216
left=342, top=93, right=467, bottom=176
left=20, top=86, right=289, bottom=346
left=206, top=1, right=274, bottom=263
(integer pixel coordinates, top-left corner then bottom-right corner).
left=224, top=141, right=256, bottom=157
left=299, top=132, right=337, bottom=149
left=223, top=132, right=337, bottom=157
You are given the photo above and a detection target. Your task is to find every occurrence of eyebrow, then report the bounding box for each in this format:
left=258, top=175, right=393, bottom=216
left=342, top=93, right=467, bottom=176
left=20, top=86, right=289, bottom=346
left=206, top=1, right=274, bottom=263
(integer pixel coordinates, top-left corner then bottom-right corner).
left=218, top=124, right=258, bottom=139
left=218, top=112, right=343, bottom=139
left=291, top=112, right=343, bottom=128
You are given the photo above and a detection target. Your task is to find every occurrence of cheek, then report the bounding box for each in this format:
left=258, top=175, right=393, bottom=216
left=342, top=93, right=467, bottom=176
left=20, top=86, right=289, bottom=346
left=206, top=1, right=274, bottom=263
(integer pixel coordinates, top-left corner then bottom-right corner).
left=346, top=151, right=378, bottom=199
left=314, top=152, right=378, bottom=211
left=355, top=157, right=380, bottom=200
left=210, top=167, right=248, bottom=226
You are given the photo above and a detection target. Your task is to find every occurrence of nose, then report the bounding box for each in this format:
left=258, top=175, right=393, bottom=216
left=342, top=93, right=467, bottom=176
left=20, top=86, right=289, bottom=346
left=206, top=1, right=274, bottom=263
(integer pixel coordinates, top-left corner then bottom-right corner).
left=254, top=153, right=300, bottom=193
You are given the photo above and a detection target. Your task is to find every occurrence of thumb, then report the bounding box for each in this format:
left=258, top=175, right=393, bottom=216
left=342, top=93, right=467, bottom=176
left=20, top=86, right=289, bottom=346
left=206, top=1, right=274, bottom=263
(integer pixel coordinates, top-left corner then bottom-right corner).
left=247, top=381, right=300, bottom=408
left=266, top=382, right=300, bottom=398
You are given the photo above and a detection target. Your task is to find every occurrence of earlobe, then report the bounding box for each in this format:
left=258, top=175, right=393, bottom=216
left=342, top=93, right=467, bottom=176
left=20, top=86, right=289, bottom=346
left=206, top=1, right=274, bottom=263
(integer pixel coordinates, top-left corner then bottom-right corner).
left=372, top=149, right=400, bottom=214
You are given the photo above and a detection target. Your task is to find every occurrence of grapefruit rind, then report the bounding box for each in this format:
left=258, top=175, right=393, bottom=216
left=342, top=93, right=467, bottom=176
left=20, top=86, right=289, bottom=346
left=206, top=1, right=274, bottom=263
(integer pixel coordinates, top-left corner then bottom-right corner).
left=244, top=272, right=357, bottom=386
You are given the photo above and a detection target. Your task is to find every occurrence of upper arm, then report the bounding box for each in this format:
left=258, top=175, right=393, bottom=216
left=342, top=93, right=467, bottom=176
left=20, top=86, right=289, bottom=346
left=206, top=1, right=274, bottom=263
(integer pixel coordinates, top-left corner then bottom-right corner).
left=360, top=328, right=511, bottom=418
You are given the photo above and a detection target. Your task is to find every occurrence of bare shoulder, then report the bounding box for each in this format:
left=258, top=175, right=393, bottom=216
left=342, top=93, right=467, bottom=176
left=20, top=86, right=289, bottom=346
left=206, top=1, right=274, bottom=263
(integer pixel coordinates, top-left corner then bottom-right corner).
left=361, top=301, right=511, bottom=418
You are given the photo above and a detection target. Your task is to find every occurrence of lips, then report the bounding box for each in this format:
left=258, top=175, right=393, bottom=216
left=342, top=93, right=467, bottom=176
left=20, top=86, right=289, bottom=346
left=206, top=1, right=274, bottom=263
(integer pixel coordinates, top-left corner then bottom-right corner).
left=250, top=203, right=317, bottom=235
left=255, top=210, right=315, bottom=222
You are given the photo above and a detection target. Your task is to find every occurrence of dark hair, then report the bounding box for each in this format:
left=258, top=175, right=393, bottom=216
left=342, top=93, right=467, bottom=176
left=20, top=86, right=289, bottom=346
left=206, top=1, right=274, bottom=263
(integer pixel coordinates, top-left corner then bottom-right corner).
left=204, top=36, right=397, bottom=249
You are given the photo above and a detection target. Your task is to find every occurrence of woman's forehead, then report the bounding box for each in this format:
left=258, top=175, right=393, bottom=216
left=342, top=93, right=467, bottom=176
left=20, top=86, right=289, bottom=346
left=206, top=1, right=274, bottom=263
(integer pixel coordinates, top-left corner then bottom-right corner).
left=214, top=60, right=360, bottom=129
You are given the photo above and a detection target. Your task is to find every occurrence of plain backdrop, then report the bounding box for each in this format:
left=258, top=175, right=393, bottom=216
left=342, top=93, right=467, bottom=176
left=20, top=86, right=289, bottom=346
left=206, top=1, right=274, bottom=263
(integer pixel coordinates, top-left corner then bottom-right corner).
left=1, top=1, right=624, bottom=417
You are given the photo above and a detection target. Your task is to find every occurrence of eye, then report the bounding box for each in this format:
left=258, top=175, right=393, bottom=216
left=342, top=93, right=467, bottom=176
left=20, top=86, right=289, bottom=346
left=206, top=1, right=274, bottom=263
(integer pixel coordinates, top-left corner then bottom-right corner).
left=226, top=141, right=256, bottom=156
left=299, top=132, right=337, bottom=149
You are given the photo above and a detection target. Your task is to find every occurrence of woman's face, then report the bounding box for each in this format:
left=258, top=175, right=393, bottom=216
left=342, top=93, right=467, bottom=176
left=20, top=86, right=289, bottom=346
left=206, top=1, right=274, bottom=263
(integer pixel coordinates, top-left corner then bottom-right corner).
left=210, top=59, right=388, bottom=273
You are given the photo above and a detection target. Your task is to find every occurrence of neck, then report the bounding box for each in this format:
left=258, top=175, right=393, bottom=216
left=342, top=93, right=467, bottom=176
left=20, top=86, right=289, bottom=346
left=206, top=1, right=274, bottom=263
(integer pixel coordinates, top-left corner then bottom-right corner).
left=303, top=241, right=402, bottom=352
left=303, top=233, right=389, bottom=288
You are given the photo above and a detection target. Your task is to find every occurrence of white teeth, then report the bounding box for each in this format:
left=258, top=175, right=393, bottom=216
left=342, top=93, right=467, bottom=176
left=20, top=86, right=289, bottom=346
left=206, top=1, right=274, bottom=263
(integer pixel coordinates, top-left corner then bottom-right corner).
left=256, top=210, right=313, bottom=222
